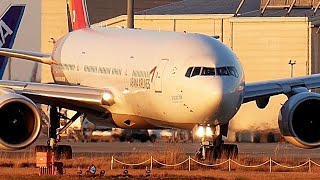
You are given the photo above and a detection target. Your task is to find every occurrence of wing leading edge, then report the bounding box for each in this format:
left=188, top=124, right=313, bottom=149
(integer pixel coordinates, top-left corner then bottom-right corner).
left=0, top=48, right=57, bottom=65
left=0, top=80, right=115, bottom=114
left=243, top=74, right=320, bottom=103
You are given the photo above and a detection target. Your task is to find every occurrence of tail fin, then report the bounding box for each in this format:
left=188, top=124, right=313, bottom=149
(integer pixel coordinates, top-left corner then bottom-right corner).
left=0, top=4, right=25, bottom=78
left=66, top=0, right=90, bottom=32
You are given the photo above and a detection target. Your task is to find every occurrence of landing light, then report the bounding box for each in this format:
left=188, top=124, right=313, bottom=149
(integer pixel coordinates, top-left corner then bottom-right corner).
left=196, top=126, right=205, bottom=137
left=102, top=93, right=112, bottom=101
left=196, top=125, right=213, bottom=138
left=102, top=92, right=115, bottom=106
left=205, top=126, right=213, bottom=137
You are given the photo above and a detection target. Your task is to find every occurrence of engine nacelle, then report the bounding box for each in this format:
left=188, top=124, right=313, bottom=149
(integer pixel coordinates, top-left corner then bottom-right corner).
left=279, top=92, right=320, bottom=149
left=0, top=92, right=41, bottom=150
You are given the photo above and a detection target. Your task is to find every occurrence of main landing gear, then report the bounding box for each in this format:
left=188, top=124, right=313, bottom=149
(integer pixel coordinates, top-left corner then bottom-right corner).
left=35, top=106, right=83, bottom=160
left=195, top=125, right=238, bottom=160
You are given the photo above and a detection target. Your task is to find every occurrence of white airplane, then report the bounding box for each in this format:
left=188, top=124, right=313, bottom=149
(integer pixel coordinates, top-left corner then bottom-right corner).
left=0, top=1, right=320, bottom=159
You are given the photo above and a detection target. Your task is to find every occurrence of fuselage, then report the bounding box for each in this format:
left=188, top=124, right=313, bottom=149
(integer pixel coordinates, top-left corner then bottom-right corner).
left=50, top=27, right=245, bottom=130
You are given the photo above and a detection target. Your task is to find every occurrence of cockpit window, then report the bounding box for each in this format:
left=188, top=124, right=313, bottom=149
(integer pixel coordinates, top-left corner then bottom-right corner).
left=217, top=67, right=229, bottom=76
left=185, top=66, right=238, bottom=78
left=191, top=67, right=201, bottom=77
left=227, top=67, right=239, bottom=77
left=201, top=67, right=215, bottom=76
left=185, top=67, right=193, bottom=78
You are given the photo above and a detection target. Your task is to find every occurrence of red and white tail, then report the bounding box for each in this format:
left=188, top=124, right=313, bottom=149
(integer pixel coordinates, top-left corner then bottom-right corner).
left=66, top=0, right=90, bottom=32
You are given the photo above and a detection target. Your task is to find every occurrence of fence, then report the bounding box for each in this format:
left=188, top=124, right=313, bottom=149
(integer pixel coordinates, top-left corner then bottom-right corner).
left=110, top=156, right=320, bottom=172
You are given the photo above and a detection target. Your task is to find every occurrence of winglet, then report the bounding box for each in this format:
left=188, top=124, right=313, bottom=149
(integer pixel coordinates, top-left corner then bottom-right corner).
left=66, top=0, right=90, bottom=32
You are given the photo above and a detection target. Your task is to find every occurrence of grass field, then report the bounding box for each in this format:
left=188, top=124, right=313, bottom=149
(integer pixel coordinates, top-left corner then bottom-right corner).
left=1, top=168, right=320, bottom=180
left=1, top=148, right=320, bottom=179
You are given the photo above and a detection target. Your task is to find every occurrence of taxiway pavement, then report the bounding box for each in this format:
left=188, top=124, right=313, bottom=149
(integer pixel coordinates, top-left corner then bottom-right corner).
left=2, top=136, right=320, bottom=159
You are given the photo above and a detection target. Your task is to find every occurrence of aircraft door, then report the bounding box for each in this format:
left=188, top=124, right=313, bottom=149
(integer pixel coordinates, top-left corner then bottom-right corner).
left=154, top=59, right=169, bottom=93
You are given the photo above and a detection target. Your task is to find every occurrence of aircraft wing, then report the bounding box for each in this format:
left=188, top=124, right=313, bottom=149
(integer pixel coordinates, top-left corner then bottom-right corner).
left=0, top=48, right=57, bottom=65
left=0, top=80, right=115, bottom=114
left=0, top=47, right=116, bottom=115
left=243, top=74, right=320, bottom=103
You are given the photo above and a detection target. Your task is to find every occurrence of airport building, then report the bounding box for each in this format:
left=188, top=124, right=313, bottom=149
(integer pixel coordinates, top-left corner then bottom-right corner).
left=93, top=0, right=320, bottom=140
left=8, top=0, right=320, bottom=141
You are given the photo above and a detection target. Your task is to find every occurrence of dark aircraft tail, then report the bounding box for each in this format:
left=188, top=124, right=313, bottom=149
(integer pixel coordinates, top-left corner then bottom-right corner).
left=0, top=4, right=25, bottom=78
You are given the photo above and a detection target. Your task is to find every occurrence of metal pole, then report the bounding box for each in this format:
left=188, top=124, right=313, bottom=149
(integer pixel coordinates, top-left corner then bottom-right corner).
left=188, top=156, right=191, bottom=171
left=111, top=156, right=114, bottom=170
left=289, top=60, right=296, bottom=77
left=286, top=0, right=297, bottom=16
left=313, top=1, right=320, bottom=16
left=309, top=159, right=311, bottom=173
left=234, top=0, right=245, bottom=17
left=127, top=0, right=134, bottom=28
left=228, top=158, right=231, bottom=171
left=150, top=156, right=153, bottom=170
left=269, top=158, right=272, bottom=173
left=260, top=0, right=271, bottom=16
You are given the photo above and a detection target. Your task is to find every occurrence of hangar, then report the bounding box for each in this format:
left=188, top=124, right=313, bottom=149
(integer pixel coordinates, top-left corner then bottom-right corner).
left=38, top=0, right=320, bottom=140
left=93, top=0, right=320, bottom=139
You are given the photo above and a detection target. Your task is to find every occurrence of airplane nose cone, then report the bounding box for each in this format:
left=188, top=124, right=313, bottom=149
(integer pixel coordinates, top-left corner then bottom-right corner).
left=181, top=76, right=243, bottom=126
left=195, top=77, right=224, bottom=124
left=216, top=77, right=244, bottom=124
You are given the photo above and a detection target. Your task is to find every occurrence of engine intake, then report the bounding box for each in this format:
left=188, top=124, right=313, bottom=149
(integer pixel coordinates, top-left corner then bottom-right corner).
left=0, top=93, right=41, bottom=150
left=279, top=92, right=320, bottom=149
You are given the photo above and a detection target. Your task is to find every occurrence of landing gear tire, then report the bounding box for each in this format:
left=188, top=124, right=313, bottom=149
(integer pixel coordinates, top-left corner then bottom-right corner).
left=149, top=134, right=157, bottom=143
left=214, top=144, right=238, bottom=160
left=119, top=136, right=126, bottom=142
left=196, top=144, right=238, bottom=161
left=35, top=145, right=51, bottom=153
left=35, top=145, right=72, bottom=160
left=56, top=145, right=73, bottom=160
left=140, top=138, right=147, bottom=143
left=222, top=144, right=238, bottom=159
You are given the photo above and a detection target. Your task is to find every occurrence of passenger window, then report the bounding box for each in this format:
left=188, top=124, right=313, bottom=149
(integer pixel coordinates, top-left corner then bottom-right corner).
left=185, top=67, right=193, bottom=78
left=191, top=67, right=201, bottom=77
left=201, top=67, right=215, bottom=76
left=217, top=67, right=229, bottom=76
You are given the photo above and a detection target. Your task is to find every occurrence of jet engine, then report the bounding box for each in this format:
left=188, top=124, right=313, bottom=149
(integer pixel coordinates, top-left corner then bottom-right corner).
left=279, top=92, right=320, bottom=149
left=0, top=93, right=41, bottom=150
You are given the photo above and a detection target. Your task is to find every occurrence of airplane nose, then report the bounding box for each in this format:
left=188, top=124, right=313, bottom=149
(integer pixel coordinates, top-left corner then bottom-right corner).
left=196, top=77, right=224, bottom=124
left=216, top=77, right=244, bottom=124
left=182, top=76, right=243, bottom=125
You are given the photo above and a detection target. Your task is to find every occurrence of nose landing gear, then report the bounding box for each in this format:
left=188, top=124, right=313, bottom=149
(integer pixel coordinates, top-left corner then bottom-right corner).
left=195, top=125, right=238, bottom=160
